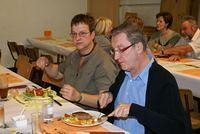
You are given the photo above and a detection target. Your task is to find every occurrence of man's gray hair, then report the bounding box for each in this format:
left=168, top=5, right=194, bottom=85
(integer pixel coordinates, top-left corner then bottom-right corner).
left=111, top=23, right=147, bottom=50
left=182, top=16, right=198, bottom=28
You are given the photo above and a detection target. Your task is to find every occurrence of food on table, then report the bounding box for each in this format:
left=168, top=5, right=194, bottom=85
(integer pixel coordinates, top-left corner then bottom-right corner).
left=63, top=111, right=95, bottom=125
left=23, top=87, right=54, bottom=98
left=72, top=111, right=92, bottom=120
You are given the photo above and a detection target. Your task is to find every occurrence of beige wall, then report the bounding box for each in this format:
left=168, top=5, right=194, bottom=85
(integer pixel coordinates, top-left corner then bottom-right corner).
left=0, top=0, right=87, bottom=67
left=87, top=0, right=119, bottom=27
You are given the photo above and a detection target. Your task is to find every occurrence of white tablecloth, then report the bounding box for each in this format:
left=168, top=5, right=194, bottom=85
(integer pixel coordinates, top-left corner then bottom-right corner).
left=157, top=59, right=200, bottom=98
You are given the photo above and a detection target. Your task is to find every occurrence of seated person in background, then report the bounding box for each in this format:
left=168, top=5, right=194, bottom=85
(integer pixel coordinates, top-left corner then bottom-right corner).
left=98, top=23, right=191, bottom=134
left=148, top=12, right=181, bottom=52
left=123, top=16, right=144, bottom=31
left=159, top=16, right=200, bottom=61
left=94, top=17, right=113, bottom=54
left=36, top=14, right=118, bottom=110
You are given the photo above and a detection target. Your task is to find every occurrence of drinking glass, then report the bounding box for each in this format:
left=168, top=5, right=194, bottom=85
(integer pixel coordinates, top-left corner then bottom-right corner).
left=41, top=98, right=53, bottom=123
left=0, top=102, right=4, bottom=128
left=31, top=112, right=41, bottom=134
left=0, top=75, right=8, bottom=100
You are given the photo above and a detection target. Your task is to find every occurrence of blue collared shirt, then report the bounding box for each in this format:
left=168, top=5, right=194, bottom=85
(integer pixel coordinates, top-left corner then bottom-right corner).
left=114, top=59, right=154, bottom=134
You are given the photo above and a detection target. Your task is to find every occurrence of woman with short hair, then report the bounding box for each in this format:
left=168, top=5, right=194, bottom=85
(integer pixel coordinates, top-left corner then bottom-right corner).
left=148, top=12, right=181, bottom=52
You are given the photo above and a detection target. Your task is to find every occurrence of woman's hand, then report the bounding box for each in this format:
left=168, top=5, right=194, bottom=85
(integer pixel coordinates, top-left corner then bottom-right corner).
left=60, top=84, right=81, bottom=102
left=36, top=56, right=49, bottom=70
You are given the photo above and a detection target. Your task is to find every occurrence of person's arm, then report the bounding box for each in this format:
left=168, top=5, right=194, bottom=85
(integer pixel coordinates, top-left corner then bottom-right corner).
left=79, top=93, right=99, bottom=108
left=60, top=84, right=99, bottom=108
left=44, top=63, right=63, bottom=80
left=36, top=56, right=63, bottom=80
left=163, top=45, right=193, bottom=57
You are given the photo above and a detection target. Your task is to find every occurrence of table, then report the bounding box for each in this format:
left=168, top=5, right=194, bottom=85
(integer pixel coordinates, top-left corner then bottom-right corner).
left=157, top=58, right=200, bottom=98
left=0, top=65, right=128, bottom=133
left=27, top=37, right=76, bottom=56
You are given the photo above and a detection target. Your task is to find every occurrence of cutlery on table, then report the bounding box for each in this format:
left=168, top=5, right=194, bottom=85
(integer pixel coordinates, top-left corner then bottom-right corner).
left=8, top=85, right=27, bottom=89
left=49, top=95, right=62, bottom=106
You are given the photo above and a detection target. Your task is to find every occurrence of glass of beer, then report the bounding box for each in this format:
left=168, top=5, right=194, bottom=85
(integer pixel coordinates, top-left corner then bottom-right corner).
left=0, top=102, right=4, bottom=128
left=0, top=75, right=8, bottom=100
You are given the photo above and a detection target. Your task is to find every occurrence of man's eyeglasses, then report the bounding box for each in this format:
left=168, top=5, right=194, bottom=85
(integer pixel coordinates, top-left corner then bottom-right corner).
left=110, top=43, right=135, bottom=55
left=70, top=32, right=90, bottom=38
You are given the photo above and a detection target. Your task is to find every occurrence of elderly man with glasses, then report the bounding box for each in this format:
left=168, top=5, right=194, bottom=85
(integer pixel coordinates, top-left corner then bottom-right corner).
left=36, top=14, right=118, bottom=110
left=98, top=23, right=191, bottom=134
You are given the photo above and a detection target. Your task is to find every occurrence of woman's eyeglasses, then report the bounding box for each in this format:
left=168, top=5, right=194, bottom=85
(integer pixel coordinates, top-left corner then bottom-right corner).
left=70, top=32, right=90, bottom=38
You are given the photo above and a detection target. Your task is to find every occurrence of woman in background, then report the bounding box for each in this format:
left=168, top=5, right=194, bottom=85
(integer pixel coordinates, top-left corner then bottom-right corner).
left=148, top=12, right=181, bottom=53
left=94, top=17, right=112, bottom=54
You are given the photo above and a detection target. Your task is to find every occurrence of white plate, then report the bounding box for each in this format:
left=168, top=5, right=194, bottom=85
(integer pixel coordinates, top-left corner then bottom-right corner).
left=62, top=110, right=107, bottom=127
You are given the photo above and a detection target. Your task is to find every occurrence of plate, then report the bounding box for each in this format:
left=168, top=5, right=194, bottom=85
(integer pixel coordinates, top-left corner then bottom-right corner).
left=62, top=110, right=107, bottom=127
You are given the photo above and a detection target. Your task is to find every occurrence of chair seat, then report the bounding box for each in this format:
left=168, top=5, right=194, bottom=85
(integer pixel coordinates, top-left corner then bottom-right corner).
left=191, top=112, right=200, bottom=129
left=16, top=55, right=34, bottom=79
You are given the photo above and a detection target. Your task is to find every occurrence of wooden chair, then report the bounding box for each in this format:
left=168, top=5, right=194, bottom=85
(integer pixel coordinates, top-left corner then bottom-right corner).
left=15, top=45, right=26, bottom=56
left=16, top=55, right=34, bottom=79
left=179, top=89, right=200, bottom=131
left=7, top=41, right=18, bottom=66
left=26, top=47, right=39, bottom=62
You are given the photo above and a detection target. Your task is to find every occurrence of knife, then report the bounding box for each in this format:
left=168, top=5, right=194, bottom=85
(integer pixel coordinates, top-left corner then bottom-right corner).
left=53, top=98, right=62, bottom=106
left=8, top=85, right=27, bottom=89
left=184, top=64, right=200, bottom=68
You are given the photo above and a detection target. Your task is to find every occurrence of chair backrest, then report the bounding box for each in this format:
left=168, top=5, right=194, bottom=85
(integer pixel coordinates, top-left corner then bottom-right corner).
left=179, top=89, right=194, bottom=113
left=26, top=47, right=39, bottom=62
left=7, top=41, right=18, bottom=61
left=29, top=66, right=45, bottom=87
left=16, top=55, right=34, bottom=79
left=15, top=45, right=26, bottom=56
